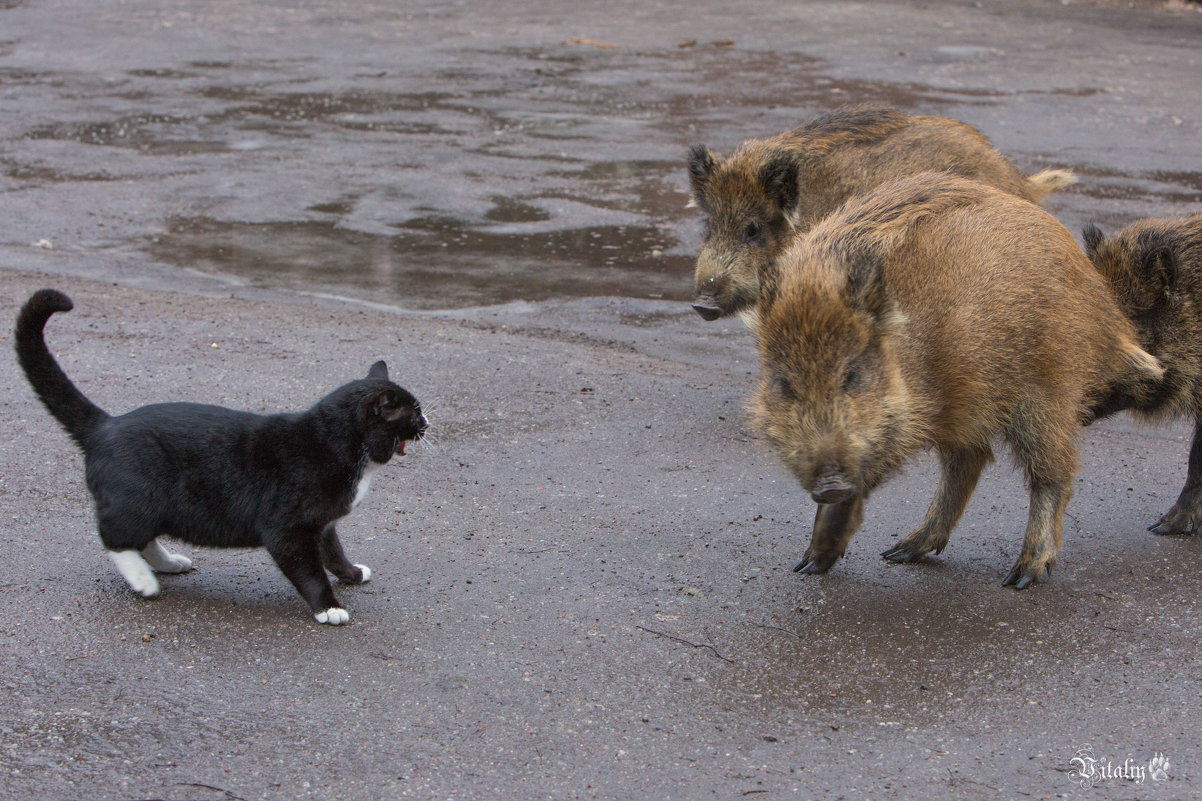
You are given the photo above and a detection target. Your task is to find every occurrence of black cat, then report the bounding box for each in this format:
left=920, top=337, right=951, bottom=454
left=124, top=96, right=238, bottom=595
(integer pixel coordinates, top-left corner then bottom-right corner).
left=15, top=289, right=427, bottom=625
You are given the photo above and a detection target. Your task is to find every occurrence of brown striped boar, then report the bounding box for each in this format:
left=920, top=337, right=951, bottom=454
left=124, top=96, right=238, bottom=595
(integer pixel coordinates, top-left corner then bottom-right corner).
left=749, top=173, right=1162, bottom=588
left=1084, top=214, right=1202, bottom=534
left=687, top=105, right=1076, bottom=324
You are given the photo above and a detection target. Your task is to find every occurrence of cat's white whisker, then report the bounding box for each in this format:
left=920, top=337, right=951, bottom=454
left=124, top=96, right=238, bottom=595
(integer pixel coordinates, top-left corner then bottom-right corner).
left=408, top=404, right=438, bottom=454
left=414, top=433, right=440, bottom=455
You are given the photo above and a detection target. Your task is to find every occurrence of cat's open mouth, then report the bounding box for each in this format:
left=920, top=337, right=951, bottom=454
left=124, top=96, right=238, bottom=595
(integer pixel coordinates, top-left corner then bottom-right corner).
left=396, top=439, right=409, bottom=456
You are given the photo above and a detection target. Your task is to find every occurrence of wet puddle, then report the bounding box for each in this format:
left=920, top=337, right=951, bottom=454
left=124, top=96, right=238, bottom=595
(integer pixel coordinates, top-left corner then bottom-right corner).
left=148, top=214, right=694, bottom=309
left=121, top=48, right=1020, bottom=309
left=1067, top=164, right=1202, bottom=205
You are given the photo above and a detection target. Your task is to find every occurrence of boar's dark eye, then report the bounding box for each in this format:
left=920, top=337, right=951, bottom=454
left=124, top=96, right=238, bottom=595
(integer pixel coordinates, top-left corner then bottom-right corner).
left=743, top=222, right=764, bottom=244
left=842, top=363, right=870, bottom=394
left=842, top=346, right=880, bottom=394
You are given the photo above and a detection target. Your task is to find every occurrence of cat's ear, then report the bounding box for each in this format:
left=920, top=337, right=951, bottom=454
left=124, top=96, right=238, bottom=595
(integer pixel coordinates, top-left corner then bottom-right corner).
left=367, top=360, right=389, bottom=380
left=371, top=389, right=405, bottom=422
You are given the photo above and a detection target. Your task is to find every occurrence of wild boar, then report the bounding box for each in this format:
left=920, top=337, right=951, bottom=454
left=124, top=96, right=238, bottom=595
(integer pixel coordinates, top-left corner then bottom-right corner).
left=687, top=105, right=1076, bottom=324
left=749, top=173, right=1162, bottom=588
left=1084, top=214, right=1202, bottom=534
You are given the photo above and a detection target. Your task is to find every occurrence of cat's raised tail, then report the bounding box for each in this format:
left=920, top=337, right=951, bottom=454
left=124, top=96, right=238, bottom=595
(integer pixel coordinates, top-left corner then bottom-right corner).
left=15, top=289, right=110, bottom=446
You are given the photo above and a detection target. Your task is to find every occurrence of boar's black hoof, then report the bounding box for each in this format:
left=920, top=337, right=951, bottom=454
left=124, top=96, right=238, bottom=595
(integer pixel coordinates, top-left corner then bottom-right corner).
left=881, top=542, right=928, bottom=563
left=1148, top=513, right=1197, bottom=536
left=691, top=302, right=723, bottom=321
left=793, top=554, right=838, bottom=574
left=1002, top=562, right=1049, bottom=590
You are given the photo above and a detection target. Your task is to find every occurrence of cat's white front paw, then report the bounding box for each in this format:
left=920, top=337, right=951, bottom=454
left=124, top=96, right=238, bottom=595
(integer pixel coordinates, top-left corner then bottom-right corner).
left=336, top=564, right=371, bottom=584
left=109, top=550, right=161, bottom=598
left=315, top=607, right=350, bottom=625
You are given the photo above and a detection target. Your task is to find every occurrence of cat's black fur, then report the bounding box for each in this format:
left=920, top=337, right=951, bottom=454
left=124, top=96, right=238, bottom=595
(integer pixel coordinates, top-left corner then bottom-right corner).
left=15, top=288, right=427, bottom=624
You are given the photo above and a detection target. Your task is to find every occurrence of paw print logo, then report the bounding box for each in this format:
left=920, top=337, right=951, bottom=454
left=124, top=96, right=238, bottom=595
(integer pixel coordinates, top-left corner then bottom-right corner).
left=1148, top=753, right=1170, bottom=782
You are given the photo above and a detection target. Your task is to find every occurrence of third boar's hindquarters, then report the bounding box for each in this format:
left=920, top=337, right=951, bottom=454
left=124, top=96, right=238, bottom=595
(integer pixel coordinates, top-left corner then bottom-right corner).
left=1085, top=214, right=1202, bottom=534
left=749, top=173, right=1162, bottom=589
left=687, top=106, right=1075, bottom=323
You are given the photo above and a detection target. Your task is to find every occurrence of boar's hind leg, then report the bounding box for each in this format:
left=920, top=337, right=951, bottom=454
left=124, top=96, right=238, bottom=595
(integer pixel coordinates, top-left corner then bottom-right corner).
left=1002, top=421, right=1077, bottom=589
left=1149, top=417, right=1202, bottom=535
left=882, top=445, right=991, bottom=563
left=794, top=495, right=865, bottom=574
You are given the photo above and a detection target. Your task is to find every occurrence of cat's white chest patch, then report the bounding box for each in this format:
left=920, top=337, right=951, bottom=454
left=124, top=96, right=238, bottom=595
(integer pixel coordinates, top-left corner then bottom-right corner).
left=351, top=460, right=384, bottom=509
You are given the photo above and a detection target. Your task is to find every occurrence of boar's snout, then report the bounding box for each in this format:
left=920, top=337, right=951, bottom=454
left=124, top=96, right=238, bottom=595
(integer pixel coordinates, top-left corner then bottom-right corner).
left=692, top=298, right=723, bottom=321
left=811, top=467, right=857, bottom=505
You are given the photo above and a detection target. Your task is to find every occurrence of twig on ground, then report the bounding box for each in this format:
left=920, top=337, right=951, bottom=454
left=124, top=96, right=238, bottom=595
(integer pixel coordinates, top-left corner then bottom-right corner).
left=635, top=625, right=735, bottom=663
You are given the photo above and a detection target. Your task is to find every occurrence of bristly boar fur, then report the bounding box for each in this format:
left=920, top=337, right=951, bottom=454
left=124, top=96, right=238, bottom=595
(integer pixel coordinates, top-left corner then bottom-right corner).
left=1084, top=214, right=1202, bottom=534
left=749, top=173, right=1161, bottom=589
left=687, top=105, right=1076, bottom=324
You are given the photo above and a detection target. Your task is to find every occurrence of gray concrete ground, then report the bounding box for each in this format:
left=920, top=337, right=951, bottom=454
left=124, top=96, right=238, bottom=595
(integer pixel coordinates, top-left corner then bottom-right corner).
left=1, top=1, right=1201, bottom=799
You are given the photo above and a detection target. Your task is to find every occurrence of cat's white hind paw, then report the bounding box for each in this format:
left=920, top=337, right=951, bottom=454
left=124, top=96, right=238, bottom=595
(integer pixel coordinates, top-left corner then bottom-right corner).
left=315, top=607, right=350, bottom=625
left=141, top=541, right=193, bottom=574
left=109, top=550, right=161, bottom=598
left=162, top=554, right=193, bottom=573
left=354, top=564, right=371, bottom=583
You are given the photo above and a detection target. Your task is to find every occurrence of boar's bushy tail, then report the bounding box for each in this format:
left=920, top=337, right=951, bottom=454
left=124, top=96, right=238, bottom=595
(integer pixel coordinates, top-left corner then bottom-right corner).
left=1025, top=169, right=1077, bottom=202
left=1084, top=341, right=1169, bottom=425
left=15, top=289, right=109, bottom=446
left=1120, top=341, right=1165, bottom=382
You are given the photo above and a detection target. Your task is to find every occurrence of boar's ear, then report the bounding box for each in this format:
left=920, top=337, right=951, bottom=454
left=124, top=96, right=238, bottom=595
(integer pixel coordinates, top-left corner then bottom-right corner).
left=1082, top=224, right=1106, bottom=259
left=687, top=145, right=716, bottom=207
left=367, top=360, right=389, bottom=380
left=759, top=156, right=800, bottom=213
left=846, top=256, right=890, bottom=321
left=1141, top=244, right=1178, bottom=295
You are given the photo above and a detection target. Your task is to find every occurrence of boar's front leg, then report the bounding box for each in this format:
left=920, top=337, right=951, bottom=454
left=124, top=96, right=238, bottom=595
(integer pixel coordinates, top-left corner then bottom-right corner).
left=794, top=494, right=865, bottom=574
left=1149, top=415, right=1202, bottom=535
left=882, top=445, right=992, bottom=564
